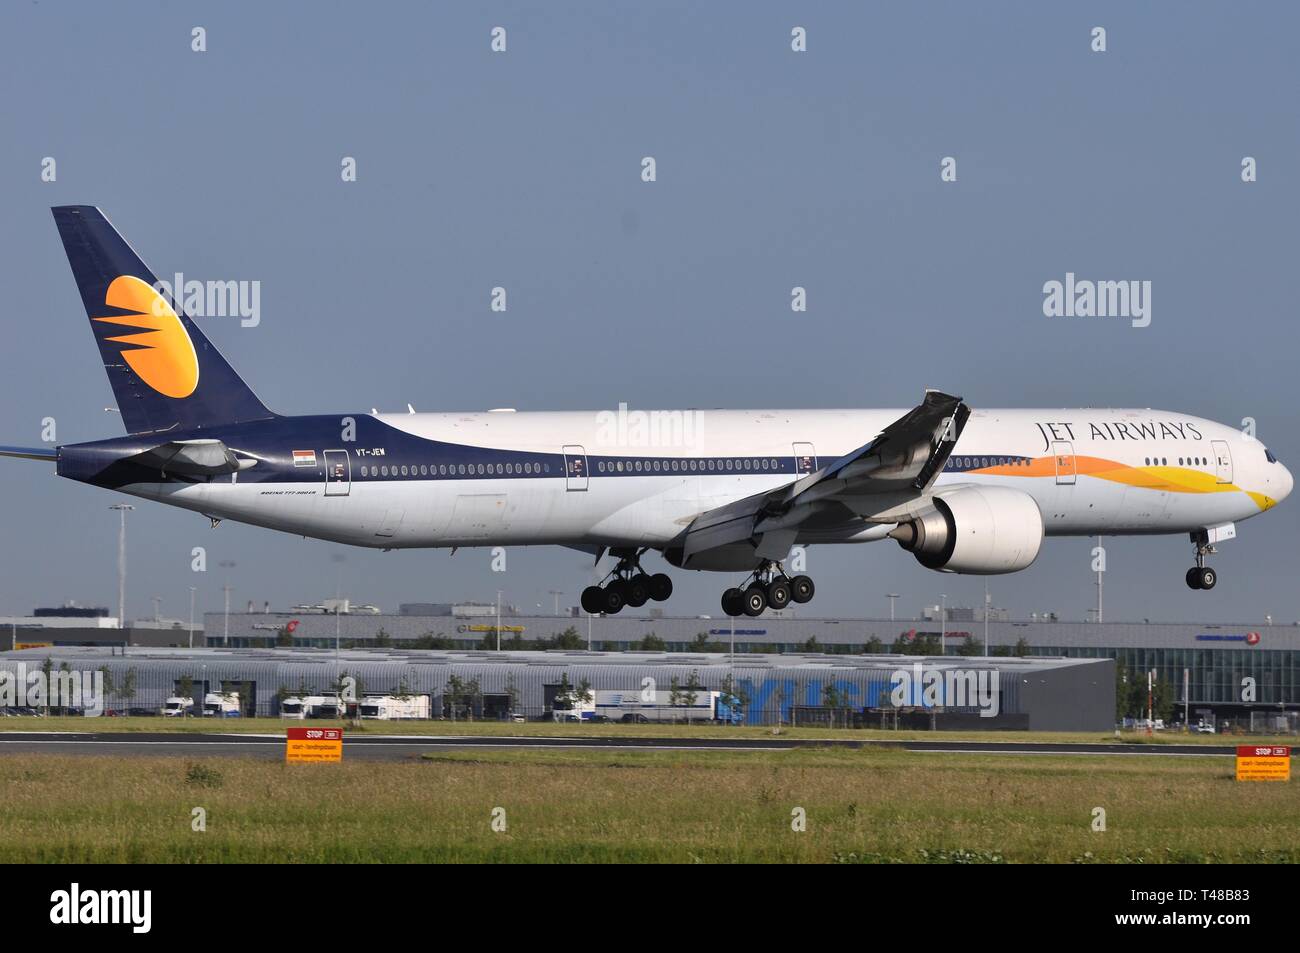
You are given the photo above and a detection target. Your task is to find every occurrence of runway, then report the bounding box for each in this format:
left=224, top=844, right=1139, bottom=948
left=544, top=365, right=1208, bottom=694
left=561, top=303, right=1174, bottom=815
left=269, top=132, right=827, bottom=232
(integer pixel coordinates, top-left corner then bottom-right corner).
left=0, top=732, right=1242, bottom=761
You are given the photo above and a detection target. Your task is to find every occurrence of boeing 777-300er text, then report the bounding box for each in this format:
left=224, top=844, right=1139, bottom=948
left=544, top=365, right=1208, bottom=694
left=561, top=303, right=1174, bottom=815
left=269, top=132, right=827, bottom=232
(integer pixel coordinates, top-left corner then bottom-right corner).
left=0, top=207, right=1291, bottom=616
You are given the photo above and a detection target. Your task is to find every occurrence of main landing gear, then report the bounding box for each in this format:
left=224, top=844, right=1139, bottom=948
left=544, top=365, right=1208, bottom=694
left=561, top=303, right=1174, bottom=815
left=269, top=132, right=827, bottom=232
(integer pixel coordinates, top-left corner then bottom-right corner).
left=580, top=549, right=673, bottom=615
left=721, top=562, right=815, bottom=617
left=1185, top=532, right=1218, bottom=591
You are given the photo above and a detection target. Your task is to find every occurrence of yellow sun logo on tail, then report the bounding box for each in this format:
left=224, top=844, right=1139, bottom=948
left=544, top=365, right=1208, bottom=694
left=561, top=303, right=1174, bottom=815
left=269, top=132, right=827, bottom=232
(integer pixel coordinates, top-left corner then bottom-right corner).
left=93, top=275, right=199, bottom=399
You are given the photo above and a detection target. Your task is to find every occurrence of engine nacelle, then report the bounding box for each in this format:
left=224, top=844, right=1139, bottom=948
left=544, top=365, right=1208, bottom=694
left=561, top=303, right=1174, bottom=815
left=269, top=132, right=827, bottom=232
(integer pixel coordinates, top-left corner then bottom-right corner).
left=888, top=486, right=1044, bottom=574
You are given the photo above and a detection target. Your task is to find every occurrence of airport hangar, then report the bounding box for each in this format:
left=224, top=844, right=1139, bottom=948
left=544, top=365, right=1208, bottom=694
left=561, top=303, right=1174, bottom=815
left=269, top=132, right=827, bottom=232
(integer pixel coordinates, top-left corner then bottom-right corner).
left=0, top=644, right=1111, bottom=730
left=101, top=606, right=1286, bottom=724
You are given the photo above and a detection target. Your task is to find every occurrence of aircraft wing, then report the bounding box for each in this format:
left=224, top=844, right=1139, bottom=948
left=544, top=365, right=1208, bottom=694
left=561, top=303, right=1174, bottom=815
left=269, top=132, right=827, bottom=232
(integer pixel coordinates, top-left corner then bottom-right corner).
left=0, top=445, right=58, bottom=462
left=679, top=391, right=969, bottom=563
left=127, top=439, right=257, bottom=477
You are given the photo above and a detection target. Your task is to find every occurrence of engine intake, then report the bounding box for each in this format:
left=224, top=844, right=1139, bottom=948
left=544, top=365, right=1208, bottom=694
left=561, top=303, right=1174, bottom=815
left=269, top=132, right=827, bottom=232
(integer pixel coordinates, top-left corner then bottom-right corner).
left=889, top=486, right=1044, bottom=574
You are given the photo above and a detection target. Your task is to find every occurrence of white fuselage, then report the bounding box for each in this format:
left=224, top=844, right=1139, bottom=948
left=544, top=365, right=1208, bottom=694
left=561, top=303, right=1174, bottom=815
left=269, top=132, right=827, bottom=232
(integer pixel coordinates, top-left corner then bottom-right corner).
left=131, top=407, right=1291, bottom=556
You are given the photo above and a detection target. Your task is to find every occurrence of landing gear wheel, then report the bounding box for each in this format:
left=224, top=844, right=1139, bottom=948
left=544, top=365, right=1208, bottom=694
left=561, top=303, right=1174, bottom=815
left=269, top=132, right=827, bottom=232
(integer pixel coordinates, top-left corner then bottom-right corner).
left=790, top=575, right=815, bottom=604
left=648, top=573, right=673, bottom=602
left=767, top=577, right=792, bottom=610
left=1185, top=568, right=1201, bottom=590
left=743, top=586, right=768, bottom=617
left=1198, top=567, right=1217, bottom=590
left=624, top=574, right=650, bottom=608
left=602, top=582, right=626, bottom=614
left=581, top=586, right=605, bottom=613
left=721, top=587, right=744, bottom=617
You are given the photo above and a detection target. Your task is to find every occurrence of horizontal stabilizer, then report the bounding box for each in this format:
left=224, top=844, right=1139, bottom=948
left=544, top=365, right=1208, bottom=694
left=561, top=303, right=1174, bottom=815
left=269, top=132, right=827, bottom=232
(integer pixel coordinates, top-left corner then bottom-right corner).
left=0, top=445, right=58, bottom=462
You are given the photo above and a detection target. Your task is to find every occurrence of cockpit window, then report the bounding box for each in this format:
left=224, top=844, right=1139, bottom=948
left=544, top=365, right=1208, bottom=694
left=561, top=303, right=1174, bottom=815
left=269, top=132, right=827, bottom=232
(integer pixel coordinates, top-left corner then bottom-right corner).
left=1265, top=448, right=1278, bottom=464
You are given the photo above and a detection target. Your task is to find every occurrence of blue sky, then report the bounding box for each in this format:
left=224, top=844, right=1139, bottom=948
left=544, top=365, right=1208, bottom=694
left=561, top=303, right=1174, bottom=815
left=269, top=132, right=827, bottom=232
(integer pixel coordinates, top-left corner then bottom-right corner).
left=0, top=1, right=1296, bottom=625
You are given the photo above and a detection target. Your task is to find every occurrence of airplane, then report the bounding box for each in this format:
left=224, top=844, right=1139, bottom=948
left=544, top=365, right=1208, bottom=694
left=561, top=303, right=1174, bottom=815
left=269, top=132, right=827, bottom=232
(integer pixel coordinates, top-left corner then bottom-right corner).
left=0, top=207, right=1291, bottom=617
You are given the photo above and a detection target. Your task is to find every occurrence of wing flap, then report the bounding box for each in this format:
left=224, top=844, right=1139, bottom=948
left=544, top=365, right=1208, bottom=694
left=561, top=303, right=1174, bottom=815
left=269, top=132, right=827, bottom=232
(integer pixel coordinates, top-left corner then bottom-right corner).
left=678, top=391, right=969, bottom=563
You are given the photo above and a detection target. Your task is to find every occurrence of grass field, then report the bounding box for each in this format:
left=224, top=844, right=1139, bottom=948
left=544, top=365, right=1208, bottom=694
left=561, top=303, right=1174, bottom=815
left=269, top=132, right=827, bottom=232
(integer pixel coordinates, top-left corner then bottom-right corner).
left=0, top=746, right=1296, bottom=863
left=0, top=715, right=1286, bottom=746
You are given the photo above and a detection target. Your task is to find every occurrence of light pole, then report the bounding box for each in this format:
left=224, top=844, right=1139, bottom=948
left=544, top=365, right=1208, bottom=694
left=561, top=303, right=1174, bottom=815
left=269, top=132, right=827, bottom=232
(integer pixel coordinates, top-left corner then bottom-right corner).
left=188, top=586, right=196, bottom=649
left=887, top=593, right=899, bottom=623
left=218, top=560, right=236, bottom=646
left=1096, top=534, right=1104, bottom=624
left=939, top=593, right=947, bottom=655
left=495, top=590, right=502, bottom=651
left=548, top=589, right=563, bottom=616
left=108, top=503, right=134, bottom=631
left=983, top=579, right=990, bottom=656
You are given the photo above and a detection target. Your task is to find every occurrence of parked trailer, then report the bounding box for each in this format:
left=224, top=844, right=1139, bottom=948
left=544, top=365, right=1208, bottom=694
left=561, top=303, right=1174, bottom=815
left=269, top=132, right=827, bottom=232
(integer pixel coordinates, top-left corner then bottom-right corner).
left=555, top=690, right=743, bottom=724
left=162, top=696, right=194, bottom=717
left=280, top=694, right=346, bottom=719
left=202, top=692, right=241, bottom=718
left=358, top=694, right=431, bottom=720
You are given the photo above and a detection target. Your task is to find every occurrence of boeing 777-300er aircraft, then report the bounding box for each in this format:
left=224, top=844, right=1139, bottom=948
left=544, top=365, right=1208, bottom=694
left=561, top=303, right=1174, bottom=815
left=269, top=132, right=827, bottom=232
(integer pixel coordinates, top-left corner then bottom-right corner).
left=0, top=207, right=1291, bottom=616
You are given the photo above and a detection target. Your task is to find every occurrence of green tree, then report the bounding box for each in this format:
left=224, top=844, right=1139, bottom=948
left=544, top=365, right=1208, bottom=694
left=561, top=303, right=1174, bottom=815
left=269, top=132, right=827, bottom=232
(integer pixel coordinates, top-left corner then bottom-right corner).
left=682, top=670, right=702, bottom=722
left=546, top=627, right=585, bottom=650
left=464, top=677, right=482, bottom=720
left=823, top=682, right=852, bottom=728
left=956, top=635, right=981, bottom=657
left=1013, top=636, right=1031, bottom=658
left=120, top=668, right=137, bottom=715
left=275, top=625, right=293, bottom=647
left=637, top=632, right=666, bottom=651
left=801, top=636, right=823, bottom=653
left=99, top=666, right=115, bottom=714
left=445, top=674, right=466, bottom=721
left=373, top=627, right=392, bottom=648
left=719, top=673, right=750, bottom=725
left=39, top=657, right=53, bottom=716
left=691, top=632, right=723, bottom=652
left=864, top=636, right=884, bottom=654
left=505, top=674, right=521, bottom=719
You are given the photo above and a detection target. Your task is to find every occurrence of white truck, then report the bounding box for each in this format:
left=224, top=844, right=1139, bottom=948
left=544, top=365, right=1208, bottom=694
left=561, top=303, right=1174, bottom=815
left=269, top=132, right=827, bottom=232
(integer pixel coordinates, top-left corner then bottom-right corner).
left=593, top=689, right=743, bottom=724
left=358, top=694, right=431, bottom=720
left=552, top=689, right=743, bottom=724
left=162, top=696, right=194, bottom=717
left=280, top=694, right=346, bottom=719
left=202, top=692, right=242, bottom=718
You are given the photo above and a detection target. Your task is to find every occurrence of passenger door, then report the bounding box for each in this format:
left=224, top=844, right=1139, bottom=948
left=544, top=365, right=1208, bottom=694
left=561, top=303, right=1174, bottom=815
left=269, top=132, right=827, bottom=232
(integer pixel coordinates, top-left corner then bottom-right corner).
left=793, top=442, right=817, bottom=475
left=1212, top=440, right=1233, bottom=484
left=1052, top=440, right=1076, bottom=485
left=323, top=450, right=351, bottom=496
left=563, top=445, right=589, bottom=491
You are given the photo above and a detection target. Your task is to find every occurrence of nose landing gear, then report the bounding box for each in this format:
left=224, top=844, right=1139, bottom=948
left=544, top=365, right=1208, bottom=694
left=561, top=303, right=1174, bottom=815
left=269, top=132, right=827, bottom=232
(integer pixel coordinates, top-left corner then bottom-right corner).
left=581, top=549, right=673, bottom=615
left=721, top=562, right=815, bottom=617
left=1186, top=533, right=1218, bottom=590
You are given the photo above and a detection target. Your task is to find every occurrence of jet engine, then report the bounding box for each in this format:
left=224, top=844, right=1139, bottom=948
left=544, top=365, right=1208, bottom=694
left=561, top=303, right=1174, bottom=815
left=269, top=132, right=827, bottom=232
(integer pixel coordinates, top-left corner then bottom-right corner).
left=888, top=486, right=1044, bottom=574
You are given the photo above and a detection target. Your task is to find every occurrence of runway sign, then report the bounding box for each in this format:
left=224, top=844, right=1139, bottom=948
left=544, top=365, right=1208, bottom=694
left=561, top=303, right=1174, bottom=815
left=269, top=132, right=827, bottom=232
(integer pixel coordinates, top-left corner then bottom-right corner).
left=1235, top=745, right=1290, bottom=782
left=286, top=727, right=343, bottom=763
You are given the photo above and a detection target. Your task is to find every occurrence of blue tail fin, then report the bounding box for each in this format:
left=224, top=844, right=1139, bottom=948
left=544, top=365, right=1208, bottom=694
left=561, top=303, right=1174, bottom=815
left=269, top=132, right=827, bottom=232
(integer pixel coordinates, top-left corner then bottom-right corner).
left=51, top=206, right=275, bottom=435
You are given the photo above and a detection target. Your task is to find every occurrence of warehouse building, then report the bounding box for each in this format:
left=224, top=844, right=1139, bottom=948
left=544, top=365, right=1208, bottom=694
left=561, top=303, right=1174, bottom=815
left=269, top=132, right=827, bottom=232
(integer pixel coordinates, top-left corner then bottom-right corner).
left=199, top=608, right=1297, bottom=723
left=0, top=645, right=1113, bottom=731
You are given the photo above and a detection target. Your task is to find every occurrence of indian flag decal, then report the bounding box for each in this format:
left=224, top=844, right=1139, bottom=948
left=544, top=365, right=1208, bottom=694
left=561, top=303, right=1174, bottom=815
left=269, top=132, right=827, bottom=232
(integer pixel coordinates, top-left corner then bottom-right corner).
left=292, top=450, right=317, bottom=468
